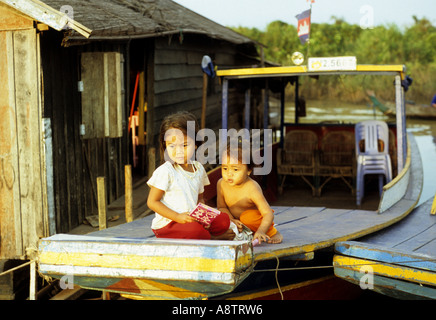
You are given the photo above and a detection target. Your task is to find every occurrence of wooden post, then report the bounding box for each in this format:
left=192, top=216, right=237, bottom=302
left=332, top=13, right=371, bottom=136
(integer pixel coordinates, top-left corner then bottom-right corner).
left=125, top=165, right=133, bottom=223
left=221, top=78, right=228, bottom=144
left=97, top=177, right=107, bottom=230
left=201, top=73, right=208, bottom=129
left=102, top=291, right=111, bottom=300
left=29, top=260, right=36, bottom=300
left=148, top=147, right=156, bottom=177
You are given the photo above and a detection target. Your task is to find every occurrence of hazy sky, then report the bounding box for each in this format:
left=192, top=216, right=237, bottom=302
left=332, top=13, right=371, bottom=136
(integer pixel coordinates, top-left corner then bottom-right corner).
left=173, top=0, right=435, bottom=30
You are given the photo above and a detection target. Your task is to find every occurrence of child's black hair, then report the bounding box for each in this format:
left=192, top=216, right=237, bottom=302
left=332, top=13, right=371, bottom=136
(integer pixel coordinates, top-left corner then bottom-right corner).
left=158, top=111, right=199, bottom=163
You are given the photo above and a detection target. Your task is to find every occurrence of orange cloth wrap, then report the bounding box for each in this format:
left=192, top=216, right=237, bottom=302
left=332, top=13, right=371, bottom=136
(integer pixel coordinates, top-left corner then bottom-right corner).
left=239, top=209, right=277, bottom=238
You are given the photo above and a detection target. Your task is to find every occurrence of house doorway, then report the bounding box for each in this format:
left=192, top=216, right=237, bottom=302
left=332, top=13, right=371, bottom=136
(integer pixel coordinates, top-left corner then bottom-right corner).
left=128, top=39, right=149, bottom=181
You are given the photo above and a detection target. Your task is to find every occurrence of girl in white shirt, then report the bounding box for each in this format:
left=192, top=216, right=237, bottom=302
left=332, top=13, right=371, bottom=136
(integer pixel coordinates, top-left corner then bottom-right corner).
left=147, top=111, right=234, bottom=240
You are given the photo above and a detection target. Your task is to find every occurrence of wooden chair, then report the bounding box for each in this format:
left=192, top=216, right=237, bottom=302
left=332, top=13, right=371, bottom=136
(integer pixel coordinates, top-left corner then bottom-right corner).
left=317, top=130, right=355, bottom=196
left=277, top=130, right=318, bottom=196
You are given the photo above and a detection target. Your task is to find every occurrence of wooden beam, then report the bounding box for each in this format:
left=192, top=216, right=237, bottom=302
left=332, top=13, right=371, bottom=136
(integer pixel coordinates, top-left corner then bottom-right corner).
left=50, top=285, right=87, bottom=300
left=125, top=165, right=133, bottom=223
left=0, top=0, right=92, bottom=38
left=29, top=261, right=36, bottom=300
left=97, top=177, right=107, bottom=230
left=36, top=23, right=48, bottom=31
left=0, top=30, right=20, bottom=259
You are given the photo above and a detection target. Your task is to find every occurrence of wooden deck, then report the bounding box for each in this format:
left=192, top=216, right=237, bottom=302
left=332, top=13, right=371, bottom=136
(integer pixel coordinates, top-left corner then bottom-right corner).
left=73, top=130, right=422, bottom=264
left=38, top=134, right=423, bottom=300
left=333, top=196, right=436, bottom=299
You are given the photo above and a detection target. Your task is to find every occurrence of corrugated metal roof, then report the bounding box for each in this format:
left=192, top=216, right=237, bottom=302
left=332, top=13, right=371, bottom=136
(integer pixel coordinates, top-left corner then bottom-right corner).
left=41, top=0, right=254, bottom=44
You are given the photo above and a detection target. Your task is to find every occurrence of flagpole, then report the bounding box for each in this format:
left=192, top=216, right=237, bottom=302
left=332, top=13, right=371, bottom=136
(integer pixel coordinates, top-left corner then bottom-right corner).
left=307, top=1, right=312, bottom=60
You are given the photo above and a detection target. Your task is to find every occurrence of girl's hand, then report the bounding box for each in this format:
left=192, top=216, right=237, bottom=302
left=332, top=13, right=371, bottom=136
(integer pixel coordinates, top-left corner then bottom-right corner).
left=175, top=212, right=197, bottom=224
left=253, top=231, right=270, bottom=244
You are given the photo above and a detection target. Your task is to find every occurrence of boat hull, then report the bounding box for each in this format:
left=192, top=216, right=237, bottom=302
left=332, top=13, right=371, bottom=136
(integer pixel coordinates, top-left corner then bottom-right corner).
left=38, top=235, right=253, bottom=299
left=333, top=197, right=436, bottom=300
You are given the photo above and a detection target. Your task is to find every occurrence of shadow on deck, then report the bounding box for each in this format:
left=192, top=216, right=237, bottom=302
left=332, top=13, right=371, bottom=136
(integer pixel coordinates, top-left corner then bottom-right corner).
left=70, top=173, right=381, bottom=235
left=273, top=176, right=380, bottom=211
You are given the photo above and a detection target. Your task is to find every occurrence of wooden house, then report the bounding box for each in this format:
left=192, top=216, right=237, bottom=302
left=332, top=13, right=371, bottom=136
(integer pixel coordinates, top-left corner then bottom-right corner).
left=0, top=0, right=259, bottom=277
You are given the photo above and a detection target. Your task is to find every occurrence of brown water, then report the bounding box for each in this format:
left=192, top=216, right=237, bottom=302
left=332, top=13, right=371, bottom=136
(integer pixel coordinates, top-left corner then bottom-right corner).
left=280, top=99, right=436, bottom=206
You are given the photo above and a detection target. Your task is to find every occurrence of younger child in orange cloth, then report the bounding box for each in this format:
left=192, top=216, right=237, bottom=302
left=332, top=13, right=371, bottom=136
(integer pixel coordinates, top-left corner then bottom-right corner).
left=217, top=143, right=283, bottom=244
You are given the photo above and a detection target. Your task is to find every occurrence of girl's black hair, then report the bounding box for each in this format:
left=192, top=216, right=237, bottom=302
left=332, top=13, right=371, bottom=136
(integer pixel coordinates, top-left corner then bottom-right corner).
left=158, top=111, right=199, bottom=163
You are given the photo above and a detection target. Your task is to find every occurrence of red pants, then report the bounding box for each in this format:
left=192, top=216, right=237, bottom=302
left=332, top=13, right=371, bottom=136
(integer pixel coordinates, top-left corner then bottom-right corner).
left=152, top=212, right=230, bottom=240
left=240, top=209, right=277, bottom=237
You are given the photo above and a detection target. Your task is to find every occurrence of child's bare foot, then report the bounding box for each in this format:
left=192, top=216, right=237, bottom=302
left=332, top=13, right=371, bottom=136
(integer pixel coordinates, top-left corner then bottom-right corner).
left=267, top=231, right=283, bottom=244
left=211, top=228, right=235, bottom=240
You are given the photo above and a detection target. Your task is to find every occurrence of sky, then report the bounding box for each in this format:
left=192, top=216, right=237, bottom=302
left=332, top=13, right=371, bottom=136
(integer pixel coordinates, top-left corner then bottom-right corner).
left=173, top=0, right=436, bottom=30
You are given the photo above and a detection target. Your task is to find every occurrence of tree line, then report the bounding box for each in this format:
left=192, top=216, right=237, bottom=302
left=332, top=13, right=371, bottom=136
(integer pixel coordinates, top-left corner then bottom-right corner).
left=231, top=17, right=436, bottom=104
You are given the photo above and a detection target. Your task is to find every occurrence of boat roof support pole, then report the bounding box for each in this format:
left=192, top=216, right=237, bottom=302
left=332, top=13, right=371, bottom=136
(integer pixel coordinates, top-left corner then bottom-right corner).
left=263, top=80, right=269, bottom=130
left=294, top=77, right=299, bottom=124
left=244, top=87, right=251, bottom=134
left=280, top=79, right=285, bottom=148
left=395, top=75, right=406, bottom=172
left=221, top=78, right=229, bottom=143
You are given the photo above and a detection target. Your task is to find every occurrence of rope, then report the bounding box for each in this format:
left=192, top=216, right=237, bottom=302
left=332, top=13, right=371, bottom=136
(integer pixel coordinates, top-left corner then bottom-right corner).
left=253, top=264, right=333, bottom=273
left=274, top=255, right=283, bottom=300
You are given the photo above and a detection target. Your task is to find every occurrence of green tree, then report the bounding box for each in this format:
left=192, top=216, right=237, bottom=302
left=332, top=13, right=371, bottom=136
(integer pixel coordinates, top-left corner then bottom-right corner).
left=403, top=17, right=436, bottom=64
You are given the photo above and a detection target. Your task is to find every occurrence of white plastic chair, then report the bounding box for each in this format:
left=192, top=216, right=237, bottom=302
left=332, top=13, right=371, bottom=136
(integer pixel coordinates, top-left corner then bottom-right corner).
left=355, top=120, right=392, bottom=206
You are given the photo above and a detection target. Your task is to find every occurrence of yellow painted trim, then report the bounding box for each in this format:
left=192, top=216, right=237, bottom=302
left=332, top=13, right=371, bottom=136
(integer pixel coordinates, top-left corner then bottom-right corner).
left=356, top=65, right=404, bottom=72
left=122, top=279, right=206, bottom=300
left=216, top=64, right=405, bottom=78
left=431, top=193, right=436, bottom=215
left=217, top=66, right=307, bottom=77
left=39, top=251, right=249, bottom=273
left=378, top=138, right=417, bottom=214
left=383, top=138, right=411, bottom=191
left=334, top=256, right=436, bottom=287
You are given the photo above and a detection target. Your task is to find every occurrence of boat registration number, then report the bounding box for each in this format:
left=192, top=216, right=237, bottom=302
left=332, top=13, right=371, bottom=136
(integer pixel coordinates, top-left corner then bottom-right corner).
left=308, top=56, right=356, bottom=71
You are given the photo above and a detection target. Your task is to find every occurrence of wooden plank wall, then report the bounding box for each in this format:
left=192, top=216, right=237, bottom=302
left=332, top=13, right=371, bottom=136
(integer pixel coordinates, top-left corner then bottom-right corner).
left=149, top=35, right=255, bottom=168
left=81, top=52, right=123, bottom=139
left=0, top=25, right=46, bottom=259
left=40, top=31, right=84, bottom=233
left=40, top=31, right=127, bottom=233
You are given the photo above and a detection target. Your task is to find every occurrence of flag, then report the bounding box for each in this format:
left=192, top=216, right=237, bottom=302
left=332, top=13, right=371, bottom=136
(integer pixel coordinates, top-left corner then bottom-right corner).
left=296, top=9, right=311, bottom=45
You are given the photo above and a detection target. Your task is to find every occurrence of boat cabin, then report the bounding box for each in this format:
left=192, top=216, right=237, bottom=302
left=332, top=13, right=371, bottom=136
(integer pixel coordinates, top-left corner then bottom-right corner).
left=217, top=62, right=409, bottom=211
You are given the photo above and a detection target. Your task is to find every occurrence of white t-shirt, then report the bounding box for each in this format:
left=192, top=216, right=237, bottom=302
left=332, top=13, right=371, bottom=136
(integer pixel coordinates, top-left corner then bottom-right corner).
left=147, top=161, right=210, bottom=230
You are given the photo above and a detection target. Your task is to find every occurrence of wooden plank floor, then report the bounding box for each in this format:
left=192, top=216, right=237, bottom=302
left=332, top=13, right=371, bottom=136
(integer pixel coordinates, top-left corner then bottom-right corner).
left=357, top=196, right=436, bottom=257
left=85, top=197, right=415, bottom=264
left=333, top=197, right=436, bottom=299
left=254, top=200, right=413, bottom=261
